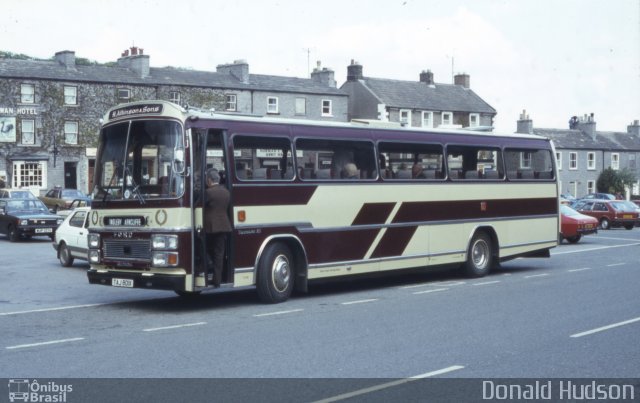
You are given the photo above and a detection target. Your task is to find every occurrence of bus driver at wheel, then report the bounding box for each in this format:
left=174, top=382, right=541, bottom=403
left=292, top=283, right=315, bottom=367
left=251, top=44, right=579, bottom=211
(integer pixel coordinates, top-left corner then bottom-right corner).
left=204, top=168, right=232, bottom=287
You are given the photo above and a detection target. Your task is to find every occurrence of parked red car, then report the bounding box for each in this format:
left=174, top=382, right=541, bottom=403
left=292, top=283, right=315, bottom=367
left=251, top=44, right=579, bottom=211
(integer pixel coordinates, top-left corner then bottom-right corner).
left=574, top=199, right=639, bottom=230
left=560, top=205, right=598, bottom=243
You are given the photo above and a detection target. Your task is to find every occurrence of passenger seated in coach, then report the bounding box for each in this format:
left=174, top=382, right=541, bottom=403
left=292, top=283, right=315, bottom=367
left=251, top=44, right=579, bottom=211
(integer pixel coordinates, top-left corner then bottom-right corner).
left=343, top=163, right=359, bottom=179
left=412, top=163, right=426, bottom=179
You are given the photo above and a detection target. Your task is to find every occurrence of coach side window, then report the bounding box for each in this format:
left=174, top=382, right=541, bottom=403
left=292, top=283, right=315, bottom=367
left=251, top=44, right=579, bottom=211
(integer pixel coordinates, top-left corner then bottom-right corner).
left=446, top=145, right=504, bottom=180
left=504, top=149, right=555, bottom=180
left=232, top=135, right=294, bottom=180
left=378, top=142, right=444, bottom=180
left=295, top=138, right=376, bottom=180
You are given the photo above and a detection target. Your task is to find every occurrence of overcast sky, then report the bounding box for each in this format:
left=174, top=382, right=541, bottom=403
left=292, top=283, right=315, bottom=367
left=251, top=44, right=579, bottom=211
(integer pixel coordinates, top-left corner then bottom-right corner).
left=3, top=0, right=639, bottom=133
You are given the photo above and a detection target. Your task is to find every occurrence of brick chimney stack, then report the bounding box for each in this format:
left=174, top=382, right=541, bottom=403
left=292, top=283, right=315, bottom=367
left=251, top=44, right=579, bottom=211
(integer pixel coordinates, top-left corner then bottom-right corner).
left=628, top=120, right=640, bottom=137
left=577, top=113, right=597, bottom=140
left=516, top=109, right=533, bottom=134
left=55, top=50, right=76, bottom=70
left=454, top=73, right=470, bottom=89
left=217, top=60, right=249, bottom=84
left=419, top=70, right=434, bottom=86
left=310, top=61, right=337, bottom=87
left=347, top=60, right=363, bottom=81
left=117, top=46, right=150, bottom=78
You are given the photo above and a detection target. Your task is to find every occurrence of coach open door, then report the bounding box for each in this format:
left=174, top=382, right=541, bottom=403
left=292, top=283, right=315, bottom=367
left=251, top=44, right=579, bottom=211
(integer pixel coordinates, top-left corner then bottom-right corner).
left=192, top=128, right=232, bottom=289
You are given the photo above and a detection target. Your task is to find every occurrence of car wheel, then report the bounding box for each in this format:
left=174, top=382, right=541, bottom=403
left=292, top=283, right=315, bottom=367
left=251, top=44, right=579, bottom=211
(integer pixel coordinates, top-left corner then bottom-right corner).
left=53, top=205, right=59, bottom=213
left=600, top=218, right=610, bottom=230
left=257, top=242, right=294, bottom=303
left=624, top=224, right=634, bottom=230
left=59, top=243, right=74, bottom=267
left=463, top=232, right=493, bottom=277
left=8, top=225, right=20, bottom=242
left=567, top=235, right=581, bottom=244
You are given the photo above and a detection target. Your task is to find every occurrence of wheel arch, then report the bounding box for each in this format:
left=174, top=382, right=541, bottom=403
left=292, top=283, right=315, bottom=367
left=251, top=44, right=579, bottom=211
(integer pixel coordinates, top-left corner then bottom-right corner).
left=254, top=234, right=309, bottom=293
left=467, top=225, right=500, bottom=264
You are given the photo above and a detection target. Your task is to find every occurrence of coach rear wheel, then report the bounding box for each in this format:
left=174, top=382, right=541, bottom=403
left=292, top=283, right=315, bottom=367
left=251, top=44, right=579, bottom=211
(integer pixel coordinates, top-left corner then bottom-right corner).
left=463, top=232, right=492, bottom=277
left=59, top=243, right=74, bottom=267
left=257, top=242, right=294, bottom=304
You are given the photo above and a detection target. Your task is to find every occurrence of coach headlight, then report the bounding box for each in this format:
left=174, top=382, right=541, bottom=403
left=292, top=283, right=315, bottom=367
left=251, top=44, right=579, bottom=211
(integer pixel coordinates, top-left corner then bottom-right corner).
left=88, top=233, right=101, bottom=248
left=152, top=251, right=179, bottom=267
left=88, top=250, right=101, bottom=264
left=151, top=234, right=178, bottom=250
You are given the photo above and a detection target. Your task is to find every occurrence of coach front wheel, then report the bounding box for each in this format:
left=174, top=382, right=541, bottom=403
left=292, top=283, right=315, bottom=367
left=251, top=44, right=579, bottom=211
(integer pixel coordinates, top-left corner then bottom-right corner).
left=463, top=232, right=492, bottom=277
left=257, top=242, right=294, bottom=304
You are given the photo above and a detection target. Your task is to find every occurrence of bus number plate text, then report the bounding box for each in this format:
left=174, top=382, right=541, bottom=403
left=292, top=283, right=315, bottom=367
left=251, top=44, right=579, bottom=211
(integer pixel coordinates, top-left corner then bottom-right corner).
left=112, top=278, right=134, bottom=288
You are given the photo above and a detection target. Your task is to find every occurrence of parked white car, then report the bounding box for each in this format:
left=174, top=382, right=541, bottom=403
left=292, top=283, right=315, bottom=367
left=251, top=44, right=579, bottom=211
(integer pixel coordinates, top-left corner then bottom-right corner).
left=53, top=207, right=90, bottom=267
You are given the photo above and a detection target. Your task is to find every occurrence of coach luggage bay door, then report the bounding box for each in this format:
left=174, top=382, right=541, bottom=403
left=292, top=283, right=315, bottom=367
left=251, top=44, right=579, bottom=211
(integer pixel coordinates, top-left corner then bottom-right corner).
left=192, top=129, right=230, bottom=288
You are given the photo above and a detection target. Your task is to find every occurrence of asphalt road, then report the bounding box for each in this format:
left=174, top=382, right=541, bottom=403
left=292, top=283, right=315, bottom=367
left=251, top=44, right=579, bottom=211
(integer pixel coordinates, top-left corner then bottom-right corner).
left=1, top=229, right=639, bottom=402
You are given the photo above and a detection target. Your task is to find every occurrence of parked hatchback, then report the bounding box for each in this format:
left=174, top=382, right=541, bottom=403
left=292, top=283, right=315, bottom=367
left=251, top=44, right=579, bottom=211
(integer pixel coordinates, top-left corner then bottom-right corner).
left=53, top=207, right=90, bottom=266
left=575, top=199, right=639, bottom=230
left=560, top=205, right=598, bottom=243
left=0, top=198, right=63, bottom=242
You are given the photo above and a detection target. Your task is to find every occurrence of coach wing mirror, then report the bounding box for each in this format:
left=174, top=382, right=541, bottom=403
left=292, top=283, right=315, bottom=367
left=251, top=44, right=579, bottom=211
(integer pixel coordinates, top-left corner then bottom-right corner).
left=173, top=148, right=185, bottom=175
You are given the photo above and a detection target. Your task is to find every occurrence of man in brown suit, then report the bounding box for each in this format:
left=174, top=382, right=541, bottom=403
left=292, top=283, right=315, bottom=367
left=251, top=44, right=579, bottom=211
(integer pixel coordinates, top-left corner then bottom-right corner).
left=204, top=168, right=232, bottom=287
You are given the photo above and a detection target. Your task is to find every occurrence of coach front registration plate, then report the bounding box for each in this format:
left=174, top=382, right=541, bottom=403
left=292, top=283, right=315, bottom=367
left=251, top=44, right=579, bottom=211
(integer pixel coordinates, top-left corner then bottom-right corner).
left=112, top=278, right=134, bottom=288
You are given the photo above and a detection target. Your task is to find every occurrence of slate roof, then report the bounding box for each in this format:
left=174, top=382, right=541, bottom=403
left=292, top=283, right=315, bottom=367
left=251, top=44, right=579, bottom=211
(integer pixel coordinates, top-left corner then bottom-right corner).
left=0, top=58, right=346, bottom=96
left=533, top=128, right=640, bottom=151
left=357, top=76, right=496, bottom=114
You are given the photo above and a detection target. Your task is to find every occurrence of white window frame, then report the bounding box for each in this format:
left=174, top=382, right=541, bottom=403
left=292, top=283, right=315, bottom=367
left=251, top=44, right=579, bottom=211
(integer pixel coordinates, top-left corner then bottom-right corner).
left=295, top=97, right=306, bottom=115
left=556, top=152, right=562, bottom=170
left=64, top=86, right=77, bottom=105
left=587, top=152, right=596, bottom=170
left=21, top=84, right=35, bottom=104
left=117, top=88, right=131, bottom=100
left=611, top=153, right=620, bottom=170
left=12, top=161, right=47, bottom=190
left=169, top=91, right=180, bottom=104
left=64, top=121, right=79, bottom=145
left=469, top=113, right=480, bottom=127
left=441, top=111, right=453, bottom=126
left=321, top=100, right=333, bottom=117
left=225, top=94, right=237, bottom=111
left=520, top=152, right=532, bottom=169
left=267, top=96, right=279, bottom=114
left=587, top=180, right=595, bottom=195
left=399, top=109, right=411, bottom=125
left=569, top=152, right=578, bottom=170
left=21, top=119, right=35, bottom=145
left=421, top=111, right=433, bottom=128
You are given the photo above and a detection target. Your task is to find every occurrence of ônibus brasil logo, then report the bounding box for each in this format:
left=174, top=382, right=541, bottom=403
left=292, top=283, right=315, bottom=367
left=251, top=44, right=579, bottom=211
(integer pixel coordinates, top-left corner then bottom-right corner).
left=8, top=379, right=73, bottom=402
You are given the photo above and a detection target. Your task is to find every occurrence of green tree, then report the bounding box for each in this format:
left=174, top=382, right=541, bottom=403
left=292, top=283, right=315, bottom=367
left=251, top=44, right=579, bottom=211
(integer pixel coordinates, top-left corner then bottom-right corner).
left=596, top=167, right=637, bottom=195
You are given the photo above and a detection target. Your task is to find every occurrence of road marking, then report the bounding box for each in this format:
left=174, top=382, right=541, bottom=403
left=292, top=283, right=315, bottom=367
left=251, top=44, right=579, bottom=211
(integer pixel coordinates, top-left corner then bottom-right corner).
left=341, top=298, right=379, bottom=305
left=554, top=242, right=640, bottom=255
left=524, top=273, right=550, bottom=279
left=400, top=281, right=465, bottom=289
left=568, top=268, right=592, bottom=272
left=6, top=337, right=85, bottom=350
left=606, top=263, right=626, bottom=267
left=571, top=316, right=640, bottom=338
left=253, top=309, right=304, bottom=317
left=143, top=322, right=207, bottom=332
left=313, top=365, right=465, bottom=403
left=0, top=303, right=107, bottom=316
left=472, top=280, right=501, bottom=286
left=413, top=288, right=448, bottom=295
left=595, top=236, right=640, bottom=241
